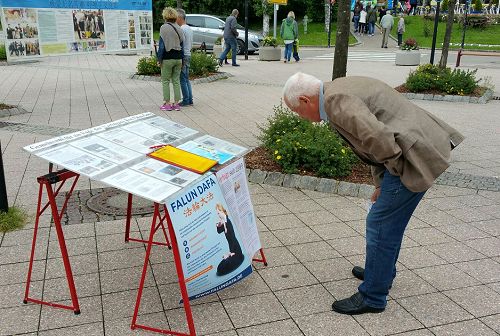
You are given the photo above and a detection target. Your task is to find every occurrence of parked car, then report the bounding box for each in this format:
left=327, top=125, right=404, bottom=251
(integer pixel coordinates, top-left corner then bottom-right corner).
left=186, top=14, right=262, bottom=54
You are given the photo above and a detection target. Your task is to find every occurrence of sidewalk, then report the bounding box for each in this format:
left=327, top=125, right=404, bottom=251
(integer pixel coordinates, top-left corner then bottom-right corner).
left=0, top=52, right=499, bottom=336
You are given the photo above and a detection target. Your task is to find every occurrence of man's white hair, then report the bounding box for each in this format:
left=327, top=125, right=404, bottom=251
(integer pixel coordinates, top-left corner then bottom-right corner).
left=283, top=72, right=321, bottom=108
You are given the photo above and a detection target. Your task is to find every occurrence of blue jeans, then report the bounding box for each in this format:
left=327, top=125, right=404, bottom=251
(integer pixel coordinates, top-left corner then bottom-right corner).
left=353, top=15, right=360, bottom=32
left=219, top=37, right=237, bottom=65
left=180, top=56, right=193, bottom=104
left=284, top=43, right=293, bottom=62
left=358, top=170, right=426, bottom=308
left=368, top=22, right=375, bottom=35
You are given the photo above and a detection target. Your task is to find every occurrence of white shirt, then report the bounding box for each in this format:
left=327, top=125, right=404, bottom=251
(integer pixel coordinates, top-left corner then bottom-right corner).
left=359, top=11, right=367, bottom=23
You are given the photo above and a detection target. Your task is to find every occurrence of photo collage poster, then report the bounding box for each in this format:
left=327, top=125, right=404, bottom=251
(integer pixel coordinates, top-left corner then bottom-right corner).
left=0, top=0, right=153, bottom=61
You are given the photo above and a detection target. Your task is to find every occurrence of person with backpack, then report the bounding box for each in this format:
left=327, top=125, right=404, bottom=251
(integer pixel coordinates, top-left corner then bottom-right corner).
left=280, top=11, right=298, bottom=63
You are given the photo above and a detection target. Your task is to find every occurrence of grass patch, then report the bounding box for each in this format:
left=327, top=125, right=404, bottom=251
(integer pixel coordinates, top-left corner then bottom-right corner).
left=395, top=16, right=500, bottom=50
left=153, top=22, right=356, bottom=48
left=0, top=44, right=6, bottom=60
left=0, top=103, right=15, bottom=110
left=0, top=206, right=28, bottom=233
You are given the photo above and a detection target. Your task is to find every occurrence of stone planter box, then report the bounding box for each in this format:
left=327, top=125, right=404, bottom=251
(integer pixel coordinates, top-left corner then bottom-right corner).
left=213, top=45, right=223, bottom=59
left=259, top=46, right=282, bottom=61
left=395, top=50, right=421, bottom=66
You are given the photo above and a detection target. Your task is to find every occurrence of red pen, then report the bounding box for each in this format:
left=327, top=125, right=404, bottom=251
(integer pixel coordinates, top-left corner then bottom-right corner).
left=149, top=144, right=168, bottom=149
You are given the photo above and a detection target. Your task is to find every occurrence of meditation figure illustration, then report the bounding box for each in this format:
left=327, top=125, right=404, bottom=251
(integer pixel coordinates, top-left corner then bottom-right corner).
left=215, top=204, right=244, bottom=276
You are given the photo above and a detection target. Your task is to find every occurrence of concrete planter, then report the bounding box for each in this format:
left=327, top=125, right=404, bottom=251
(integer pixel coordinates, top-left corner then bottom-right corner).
left=395, top=50, right=421, bottom=66
left=259, top=46, right=282, bottom=61
left=213, top=45, right=223, bottom=59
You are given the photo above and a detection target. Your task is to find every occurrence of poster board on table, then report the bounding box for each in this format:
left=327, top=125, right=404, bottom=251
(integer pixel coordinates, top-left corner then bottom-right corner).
left=166, top=174, right=254, bottom=301
left=0, top=0, right=153, bottom=62
left=23, top=112, right=202, bottom=204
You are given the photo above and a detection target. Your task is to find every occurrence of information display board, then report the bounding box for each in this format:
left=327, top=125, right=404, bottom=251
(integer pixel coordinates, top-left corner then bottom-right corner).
left=166, top=173, right=254, bottom=301
left=25, top=112, right=262, bottom=300
left=0, top=0, right=153, bottom=62
left=24, top=112, right=200, bottom=203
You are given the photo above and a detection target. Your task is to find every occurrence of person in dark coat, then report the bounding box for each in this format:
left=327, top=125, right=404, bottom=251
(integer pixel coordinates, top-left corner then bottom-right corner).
left=215, top=204, right=244, bottom=276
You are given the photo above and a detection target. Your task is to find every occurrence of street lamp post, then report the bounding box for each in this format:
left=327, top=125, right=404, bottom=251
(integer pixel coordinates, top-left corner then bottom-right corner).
left=460, top=0, right=470, bottom=49
left=0, top=141, right=8, bottom=212
left=245, top=0, right=249, bottom=60
left=429, top=0, right=441, bottom=64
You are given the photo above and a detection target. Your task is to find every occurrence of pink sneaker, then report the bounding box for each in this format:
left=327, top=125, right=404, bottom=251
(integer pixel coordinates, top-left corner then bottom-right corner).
left=160, top=103, right=172, bottom=111
left=172, top=103, right=181, bottom=111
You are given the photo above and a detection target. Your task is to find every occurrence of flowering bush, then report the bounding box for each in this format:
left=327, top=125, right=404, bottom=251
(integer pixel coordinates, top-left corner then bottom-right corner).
left=405, top=64, right=480, bottom=95
left=401, top=38, right=419, bottom=51
left=262, top=36, right=278, bottom=48
left=258, top=104, right=357, bottom=177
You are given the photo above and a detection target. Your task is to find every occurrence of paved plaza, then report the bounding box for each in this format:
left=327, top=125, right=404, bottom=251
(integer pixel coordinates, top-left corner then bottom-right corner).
left=0, top=48, right=499, bottom=336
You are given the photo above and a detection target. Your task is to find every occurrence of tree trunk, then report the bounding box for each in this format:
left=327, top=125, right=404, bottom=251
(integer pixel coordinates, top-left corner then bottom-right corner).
left=332, top=0, right=350, bottom=80
left=177, top=0, right=182, bottom=9
left=263, top=13, right=270, bottom=36
left=439, top=0, right=456, bottom=68
left=325, top=0, right=331, bottom=32
left=262, top=0, right=270, bottom=36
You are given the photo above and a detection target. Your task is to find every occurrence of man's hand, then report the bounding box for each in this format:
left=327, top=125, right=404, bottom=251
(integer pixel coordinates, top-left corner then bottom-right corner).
left=371, top=187, right=381, bottom=203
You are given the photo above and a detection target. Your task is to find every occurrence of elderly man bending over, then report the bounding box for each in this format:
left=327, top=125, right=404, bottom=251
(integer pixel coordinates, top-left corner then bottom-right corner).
left=283, top=72, right=464, bottom=315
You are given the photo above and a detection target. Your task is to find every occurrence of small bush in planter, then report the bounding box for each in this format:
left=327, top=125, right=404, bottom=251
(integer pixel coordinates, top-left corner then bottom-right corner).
left=401, top=38, right=419, bottom=51
left=137, top=55, right=160, bottom=75
left=262, top=36, right=278, bottom=47
left=137, top=52, right=218, bottom=77
left=405, top=64, right=480, bottom=95
left=190, top=51, right=219, bottom=77
left=258, top=104, right=358, bottom=177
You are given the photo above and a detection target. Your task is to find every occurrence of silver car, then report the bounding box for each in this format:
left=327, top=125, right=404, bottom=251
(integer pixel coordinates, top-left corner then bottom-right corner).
left=186, top=14, right=262, bottom=54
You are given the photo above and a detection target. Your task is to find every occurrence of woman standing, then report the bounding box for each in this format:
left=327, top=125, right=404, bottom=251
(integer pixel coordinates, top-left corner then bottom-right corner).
left=280, top=11, right=298, bottom=63
left=157, top=7, right=184, bottom=111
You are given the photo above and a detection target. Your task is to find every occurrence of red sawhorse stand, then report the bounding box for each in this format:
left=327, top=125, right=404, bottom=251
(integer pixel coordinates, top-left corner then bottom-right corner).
left=23, top=168, right=81, bottom=314
left=130, top=203, right=268, bottom=336
left=23, top=168, right=268, bottom=336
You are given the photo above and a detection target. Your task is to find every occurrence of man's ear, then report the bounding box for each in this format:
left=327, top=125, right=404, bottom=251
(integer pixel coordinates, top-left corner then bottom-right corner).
left=298, top=96, right=310, bottom=104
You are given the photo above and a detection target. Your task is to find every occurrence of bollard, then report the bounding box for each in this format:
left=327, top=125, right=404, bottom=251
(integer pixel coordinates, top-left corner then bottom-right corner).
left=303, top=15, right=309, bottom=34
left=0, top=141, right=8, bottom=212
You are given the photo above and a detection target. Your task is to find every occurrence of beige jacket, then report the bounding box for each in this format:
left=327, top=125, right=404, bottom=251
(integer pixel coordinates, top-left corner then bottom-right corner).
left=324, top=76, right=464, bottom=192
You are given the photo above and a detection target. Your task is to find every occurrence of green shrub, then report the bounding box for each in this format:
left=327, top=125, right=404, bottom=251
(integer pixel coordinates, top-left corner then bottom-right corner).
left=406, top=64, right=480, bottom=95
left=0, top=45, right=6, bottom=60
left=422, top=19, right=431, bottom=37
left=136, top=52, right=218, bottom=77
left=137, top=55, right=160, bottom=75
left=473, top=0, right=483, bottom=11
left=189, top=51, right=218, bottom=77
left=258, top=104, right=357, bottom=177
left=441, top=0, right=449, bottom=11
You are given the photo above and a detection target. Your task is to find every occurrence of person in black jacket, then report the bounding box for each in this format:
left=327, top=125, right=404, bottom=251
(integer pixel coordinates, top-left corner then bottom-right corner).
left=215, top=204, right=244, bottom=276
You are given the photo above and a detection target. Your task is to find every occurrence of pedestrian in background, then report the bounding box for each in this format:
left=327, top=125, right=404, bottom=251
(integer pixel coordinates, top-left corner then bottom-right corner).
left=176, top=9, right=193, bottom=106
left=380, top=10, right=394, bottom=48
left=280, top=11, right=298, bottom=63
left=353, top=0, right=363, bottom=32
left=397, top=13, right=405, bottom=46
left=157, top=7, right=184, bottom=111
left=378, top=6, right=387, bottom=34
left=367, top=5, right=377, bottom=36
left=218, top=9, right=240, bottom=67
left=359, top=7, right=367, bottom=35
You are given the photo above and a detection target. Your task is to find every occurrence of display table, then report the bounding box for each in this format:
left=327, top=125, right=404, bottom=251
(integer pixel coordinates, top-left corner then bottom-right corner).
left=22, top=113, right=267, bottom=336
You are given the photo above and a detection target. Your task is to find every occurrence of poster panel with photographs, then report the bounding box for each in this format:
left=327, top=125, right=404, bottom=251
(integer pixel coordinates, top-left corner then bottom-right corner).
left=166, top=175, right=253, bottom=301
left=0, top=0, right=152, bottom=61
